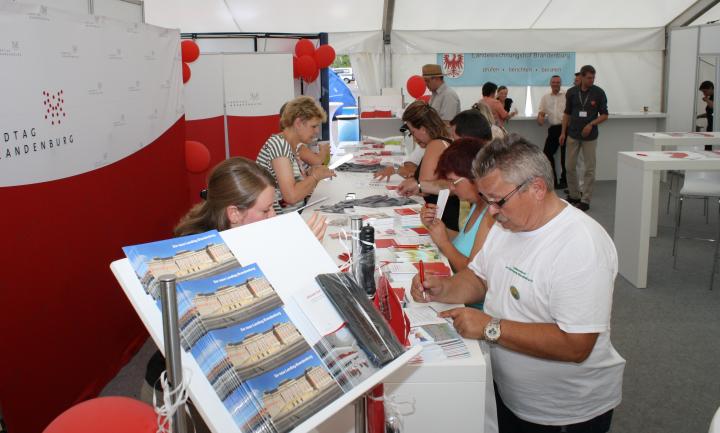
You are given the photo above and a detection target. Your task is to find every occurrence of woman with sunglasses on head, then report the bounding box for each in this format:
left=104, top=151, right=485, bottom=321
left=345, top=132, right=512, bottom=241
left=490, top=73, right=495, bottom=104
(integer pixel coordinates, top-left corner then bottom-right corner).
left=144, top=157, right=327, bottom=403
left=256, top=96, right=335, bottom=215
left=397, top=100, right=461, bottom=232
left=419, top=137, right=493, bottom=272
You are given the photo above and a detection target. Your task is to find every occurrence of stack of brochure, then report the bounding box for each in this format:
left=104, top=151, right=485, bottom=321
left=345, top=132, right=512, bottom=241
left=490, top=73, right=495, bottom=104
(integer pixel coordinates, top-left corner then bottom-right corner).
left=394, top=207, right=422, bottom=227
left=404, top=306, right=471, bottom=364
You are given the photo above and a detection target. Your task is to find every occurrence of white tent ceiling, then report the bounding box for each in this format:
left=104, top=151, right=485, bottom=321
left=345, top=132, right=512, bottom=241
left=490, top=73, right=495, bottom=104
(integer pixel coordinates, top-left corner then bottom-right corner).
left=145, top=0, right=704, bottom=33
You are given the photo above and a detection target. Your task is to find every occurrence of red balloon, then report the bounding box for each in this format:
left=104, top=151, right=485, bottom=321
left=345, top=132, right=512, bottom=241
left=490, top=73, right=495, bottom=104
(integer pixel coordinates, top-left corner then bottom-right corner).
left=292, top=56, right=300, bottom=79
left=181, top=40, right=200, bottom=63
left=297, top=55, right=317, bottom=81
left=182, top=62, right=191, bottom=83
left=406, top=75, right=427, bottom=99
left=295, top=38, right=315, bottom=57
left=305, top=66, right=319, bottom=83
left=185, top=140, right=211, bottom=173
left=418, top=94, right=431, bottom=103
left=43, top=397, right=156, bottom=433
left=314, top=45, right=336, bottom=69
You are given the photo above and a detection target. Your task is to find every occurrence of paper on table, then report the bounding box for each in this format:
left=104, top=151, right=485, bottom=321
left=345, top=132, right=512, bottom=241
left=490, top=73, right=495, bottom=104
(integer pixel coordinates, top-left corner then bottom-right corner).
left=405, top=306, right=447, bottom=326
left=386, top=263, right=418, bottom=274
left=328, top=153, right=354, bottom=169
left=435, top=189, right=450, bottom=221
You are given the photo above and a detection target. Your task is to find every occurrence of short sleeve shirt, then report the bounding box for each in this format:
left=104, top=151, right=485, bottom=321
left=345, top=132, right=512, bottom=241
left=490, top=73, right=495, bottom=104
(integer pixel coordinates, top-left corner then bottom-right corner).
left=429, top=82, right=461, bottom=121
left=256, top=134, right=304, bottom=214
left=564, top=85, right=608, bottom=141
left=468, top=204, right=625, bottom=425
left=538, top=91, right=566, bottom=126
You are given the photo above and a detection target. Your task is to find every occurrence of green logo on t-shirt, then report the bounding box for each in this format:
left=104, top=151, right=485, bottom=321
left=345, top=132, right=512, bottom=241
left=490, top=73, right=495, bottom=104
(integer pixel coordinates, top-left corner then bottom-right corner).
left=505, top=265, right=533, bottom=282
left=510, top=285, right=520, bottom=300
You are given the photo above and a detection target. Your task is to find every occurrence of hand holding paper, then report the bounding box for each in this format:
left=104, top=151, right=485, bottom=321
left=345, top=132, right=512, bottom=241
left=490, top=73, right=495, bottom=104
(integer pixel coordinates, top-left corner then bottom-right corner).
left=435, top=189, right=450, bottom=221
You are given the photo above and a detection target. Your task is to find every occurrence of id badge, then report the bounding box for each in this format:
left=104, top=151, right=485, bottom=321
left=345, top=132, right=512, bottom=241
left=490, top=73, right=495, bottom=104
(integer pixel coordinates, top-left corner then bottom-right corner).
left=579, top=111, right=588, bottom=118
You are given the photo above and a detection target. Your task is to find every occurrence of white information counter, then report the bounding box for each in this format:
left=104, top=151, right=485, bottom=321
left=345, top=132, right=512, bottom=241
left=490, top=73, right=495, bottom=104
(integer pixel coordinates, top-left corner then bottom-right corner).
left=507, top=112, right=665, bottom=181
left=303, top=159, right=495, bottom=433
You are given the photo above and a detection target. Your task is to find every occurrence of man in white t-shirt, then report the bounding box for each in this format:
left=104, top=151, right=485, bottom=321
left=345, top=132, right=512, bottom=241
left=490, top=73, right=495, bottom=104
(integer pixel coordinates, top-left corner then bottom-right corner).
left=411, top=134, right=625, bottom=432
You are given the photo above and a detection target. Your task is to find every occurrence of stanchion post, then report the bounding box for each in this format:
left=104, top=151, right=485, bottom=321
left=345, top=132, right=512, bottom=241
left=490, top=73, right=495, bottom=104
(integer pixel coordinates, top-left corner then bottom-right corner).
left=350, top=216, right=363, bottom=286
left=354, top=395, right=366, bottom=433
left=159, top=275, right=188, bottom=433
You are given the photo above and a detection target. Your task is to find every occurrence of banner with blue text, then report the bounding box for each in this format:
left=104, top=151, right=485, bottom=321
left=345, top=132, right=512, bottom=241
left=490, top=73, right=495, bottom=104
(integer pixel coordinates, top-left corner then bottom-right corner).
left=437, top=52, right=576, bottom=87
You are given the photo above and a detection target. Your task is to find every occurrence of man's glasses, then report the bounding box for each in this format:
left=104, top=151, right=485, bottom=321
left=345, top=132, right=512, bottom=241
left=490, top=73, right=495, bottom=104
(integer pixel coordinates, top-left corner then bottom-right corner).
left=479, top=179, right=529, bottom=209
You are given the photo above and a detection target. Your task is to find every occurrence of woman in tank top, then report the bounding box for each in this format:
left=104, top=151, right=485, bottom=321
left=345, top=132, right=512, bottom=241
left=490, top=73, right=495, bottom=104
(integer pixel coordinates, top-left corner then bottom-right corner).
left=397, top=100, right=461, bottom=231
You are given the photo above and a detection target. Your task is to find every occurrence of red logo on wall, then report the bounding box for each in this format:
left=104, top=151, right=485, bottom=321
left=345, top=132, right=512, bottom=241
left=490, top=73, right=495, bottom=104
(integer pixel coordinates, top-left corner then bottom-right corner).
left=42, top=90, right=66, bottom=125
left=442, top=53, right=464, bottom=78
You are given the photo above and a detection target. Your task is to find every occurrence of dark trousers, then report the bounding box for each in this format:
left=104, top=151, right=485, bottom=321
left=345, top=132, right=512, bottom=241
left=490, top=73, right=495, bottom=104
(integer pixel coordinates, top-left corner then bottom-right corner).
left=495, top=384, right=613, bottom=433
left=543, top=124, right=566, bottom=186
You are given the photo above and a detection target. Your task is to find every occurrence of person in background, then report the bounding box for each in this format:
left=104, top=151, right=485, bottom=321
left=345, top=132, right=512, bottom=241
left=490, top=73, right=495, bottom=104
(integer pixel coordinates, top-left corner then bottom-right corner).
left=698, top=81, right=715, bottom=150
left=256, top=96, right=335, bottom=214
left=560, top=65, right=608, bottom=212
left=481, top=82, right=516, bottom=126
left=396, top=100, right=461, bottom=231
left=411, top=135, right=625, bottom=433
left=449, top=109, right=493, bottom=141
left=422, top=63, right=461, bottom=122
left=573, top=72, right=581, bottom=87
left=698, top=81, right=715, bottom=132
left=537, top=75, right=567, bottom=189
left=497, top=85, right=514, bottom=114
left=473, top=101, right=507, bottom=140
left=144, top=157, right=327, bottom=403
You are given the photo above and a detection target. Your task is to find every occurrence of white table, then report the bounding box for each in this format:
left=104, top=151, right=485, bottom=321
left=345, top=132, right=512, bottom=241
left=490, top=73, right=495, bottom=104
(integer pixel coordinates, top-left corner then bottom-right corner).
left=305, top=166, right=495, bottom=433
left=614, top=151, right=720, bottom=288
left=633, top=131, right=720, bottom=151
left=632, top=132, right=720, bottom=237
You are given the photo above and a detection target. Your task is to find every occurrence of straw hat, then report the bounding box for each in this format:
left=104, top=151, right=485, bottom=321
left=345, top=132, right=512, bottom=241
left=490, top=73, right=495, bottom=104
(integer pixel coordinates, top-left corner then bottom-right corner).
left=422, top=64, right=444, bottom=77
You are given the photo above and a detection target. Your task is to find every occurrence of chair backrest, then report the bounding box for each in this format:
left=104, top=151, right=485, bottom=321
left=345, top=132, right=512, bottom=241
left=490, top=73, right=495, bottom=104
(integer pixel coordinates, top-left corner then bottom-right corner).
left=681, top=170, right=720, bottom=196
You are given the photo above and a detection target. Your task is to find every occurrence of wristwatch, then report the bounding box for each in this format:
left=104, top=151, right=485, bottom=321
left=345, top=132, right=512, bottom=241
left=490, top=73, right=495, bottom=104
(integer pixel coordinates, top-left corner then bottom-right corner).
left=484, top=317, right=502, bottom=343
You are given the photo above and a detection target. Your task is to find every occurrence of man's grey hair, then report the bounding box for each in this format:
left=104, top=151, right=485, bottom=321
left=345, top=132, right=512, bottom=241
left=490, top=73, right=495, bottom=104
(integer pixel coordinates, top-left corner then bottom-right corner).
left=472, top=133, right=554, bottom=190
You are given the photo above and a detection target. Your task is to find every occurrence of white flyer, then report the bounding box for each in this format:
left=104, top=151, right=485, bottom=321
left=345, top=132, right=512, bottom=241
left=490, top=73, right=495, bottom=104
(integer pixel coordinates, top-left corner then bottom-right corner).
left=435, top=189, right=450, bottom=220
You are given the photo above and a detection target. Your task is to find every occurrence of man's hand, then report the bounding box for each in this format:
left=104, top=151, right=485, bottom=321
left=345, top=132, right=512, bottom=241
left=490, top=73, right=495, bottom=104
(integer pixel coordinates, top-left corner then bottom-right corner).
left=398, top=177, right=420, bottom=196
left=581, top=123, right=593, bottom=138
left=410, top=274, right=447, bottom=303
left=373, top=166, right=395, bottom=182
left=439, top=307, right=491, bottom=339
left=559, top=133, right=566, bottom=146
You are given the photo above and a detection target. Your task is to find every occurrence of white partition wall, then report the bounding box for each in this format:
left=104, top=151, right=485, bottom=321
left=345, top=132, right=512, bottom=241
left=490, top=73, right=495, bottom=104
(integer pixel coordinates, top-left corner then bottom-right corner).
left=666, top=27, right=699, bottom=132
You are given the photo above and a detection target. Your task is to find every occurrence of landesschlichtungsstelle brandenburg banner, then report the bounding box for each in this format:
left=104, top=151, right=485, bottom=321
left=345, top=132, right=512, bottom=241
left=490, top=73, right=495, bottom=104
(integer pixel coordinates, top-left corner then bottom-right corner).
left=437, top=52, right=576, bottom=87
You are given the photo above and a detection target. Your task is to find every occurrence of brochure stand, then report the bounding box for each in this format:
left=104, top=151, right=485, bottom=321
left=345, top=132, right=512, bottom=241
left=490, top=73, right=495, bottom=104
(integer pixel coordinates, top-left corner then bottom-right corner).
left=110, top=213, right=420, bottom=433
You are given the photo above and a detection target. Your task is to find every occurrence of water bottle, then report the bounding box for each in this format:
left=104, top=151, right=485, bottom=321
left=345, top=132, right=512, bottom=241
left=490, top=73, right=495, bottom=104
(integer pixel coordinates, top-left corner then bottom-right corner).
left=358, top=223, right=376, bottom=298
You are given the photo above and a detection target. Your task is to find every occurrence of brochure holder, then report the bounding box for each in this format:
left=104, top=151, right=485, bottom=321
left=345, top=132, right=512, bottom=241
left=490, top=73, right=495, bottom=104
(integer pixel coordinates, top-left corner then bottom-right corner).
left=110, top=213, right=420, bottom=433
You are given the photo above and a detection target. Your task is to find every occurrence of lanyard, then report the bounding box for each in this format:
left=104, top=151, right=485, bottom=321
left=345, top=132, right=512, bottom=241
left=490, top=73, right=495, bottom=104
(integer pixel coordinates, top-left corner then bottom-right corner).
left=578, top=89, right=590, bottom=110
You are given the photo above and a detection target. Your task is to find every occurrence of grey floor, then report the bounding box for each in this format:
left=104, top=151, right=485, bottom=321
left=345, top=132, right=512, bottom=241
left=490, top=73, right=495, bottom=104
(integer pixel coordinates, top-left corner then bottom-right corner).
left=101, top=180, right=720, bottom=433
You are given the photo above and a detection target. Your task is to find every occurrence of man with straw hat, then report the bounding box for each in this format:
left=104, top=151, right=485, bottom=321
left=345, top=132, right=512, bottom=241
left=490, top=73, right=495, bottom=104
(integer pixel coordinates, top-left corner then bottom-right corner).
left=422, top=63, right=461, bottom=122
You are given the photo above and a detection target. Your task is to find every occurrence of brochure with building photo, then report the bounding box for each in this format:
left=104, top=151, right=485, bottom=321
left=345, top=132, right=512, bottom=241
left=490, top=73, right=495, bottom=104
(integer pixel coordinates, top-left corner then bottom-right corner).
left=245, top=349, right=343, bottom=433
left=122, top=230, right=240, bottom=299
left=176, top=264, right=283, bottom=348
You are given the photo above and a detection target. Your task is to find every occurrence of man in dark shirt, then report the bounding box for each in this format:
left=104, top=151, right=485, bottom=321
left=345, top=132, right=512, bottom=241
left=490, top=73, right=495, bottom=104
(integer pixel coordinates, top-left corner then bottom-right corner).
left=698, top=81, right=714, bottom=132
left=560, top=65, right=608, bottom=212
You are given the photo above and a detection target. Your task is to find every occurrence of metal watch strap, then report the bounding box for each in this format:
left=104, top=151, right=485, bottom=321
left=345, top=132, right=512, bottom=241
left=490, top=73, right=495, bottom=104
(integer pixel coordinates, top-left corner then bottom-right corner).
left=484, top=317, right=501, bottom=343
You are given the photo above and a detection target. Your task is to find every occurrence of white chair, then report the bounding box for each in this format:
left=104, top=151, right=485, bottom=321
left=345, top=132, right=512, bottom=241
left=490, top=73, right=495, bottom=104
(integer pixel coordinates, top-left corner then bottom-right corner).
left=710, top=405, right=720, bottom=433
left=672, top=170, right=720, bottom=290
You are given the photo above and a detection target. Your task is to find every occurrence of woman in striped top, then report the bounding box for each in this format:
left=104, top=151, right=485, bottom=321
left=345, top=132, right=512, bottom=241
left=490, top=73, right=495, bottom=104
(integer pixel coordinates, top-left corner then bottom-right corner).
left=256, top=96, right=335, bottom=214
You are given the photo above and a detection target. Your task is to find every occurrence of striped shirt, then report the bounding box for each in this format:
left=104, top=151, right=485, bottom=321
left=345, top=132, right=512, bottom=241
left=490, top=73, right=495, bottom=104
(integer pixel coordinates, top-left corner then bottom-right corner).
left=256, top=134, right=305, bottom=214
